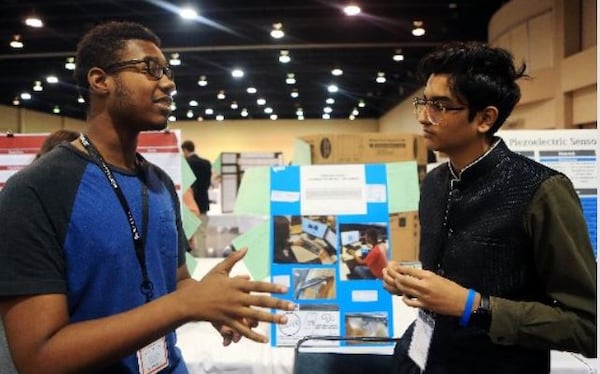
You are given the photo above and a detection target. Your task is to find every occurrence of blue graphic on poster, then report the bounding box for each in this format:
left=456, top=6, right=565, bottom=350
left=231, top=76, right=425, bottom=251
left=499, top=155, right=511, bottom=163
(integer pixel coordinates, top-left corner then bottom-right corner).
left=269, top=164, right=394, bottom=347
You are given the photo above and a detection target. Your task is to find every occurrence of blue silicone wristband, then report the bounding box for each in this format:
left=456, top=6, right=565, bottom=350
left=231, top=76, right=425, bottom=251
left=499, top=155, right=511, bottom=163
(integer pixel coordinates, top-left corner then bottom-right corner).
left=459, top=289, right=476, bottom=327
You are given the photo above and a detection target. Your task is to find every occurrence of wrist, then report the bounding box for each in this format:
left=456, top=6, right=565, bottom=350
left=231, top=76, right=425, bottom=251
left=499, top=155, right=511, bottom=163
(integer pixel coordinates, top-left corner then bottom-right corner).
left=469, top=294, right=492, bottom=331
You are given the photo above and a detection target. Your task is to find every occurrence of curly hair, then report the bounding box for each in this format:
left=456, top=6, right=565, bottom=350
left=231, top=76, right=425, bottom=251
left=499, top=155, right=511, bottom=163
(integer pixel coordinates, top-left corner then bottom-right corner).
left=74, top=21, right=161, bottom=104
left=417, top=41, right=528, bottom=135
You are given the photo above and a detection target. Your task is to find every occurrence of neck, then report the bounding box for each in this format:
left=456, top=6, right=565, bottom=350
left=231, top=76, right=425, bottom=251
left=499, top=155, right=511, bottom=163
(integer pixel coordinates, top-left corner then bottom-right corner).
left=82, top=117, right=139, bottom=171
left=448, top=138, right=493, bottom=173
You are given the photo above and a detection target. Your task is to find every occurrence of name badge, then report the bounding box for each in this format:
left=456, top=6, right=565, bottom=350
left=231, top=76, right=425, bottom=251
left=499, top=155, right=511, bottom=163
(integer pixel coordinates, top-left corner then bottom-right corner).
left=408, top=309, right=435, bottom=370
left=137, top=336, right=168, bottom=374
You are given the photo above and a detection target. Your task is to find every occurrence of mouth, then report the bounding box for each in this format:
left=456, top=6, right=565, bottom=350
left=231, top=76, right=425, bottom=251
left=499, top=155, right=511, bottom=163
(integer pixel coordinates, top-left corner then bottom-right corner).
left=153, top=96, right=173, bottom=114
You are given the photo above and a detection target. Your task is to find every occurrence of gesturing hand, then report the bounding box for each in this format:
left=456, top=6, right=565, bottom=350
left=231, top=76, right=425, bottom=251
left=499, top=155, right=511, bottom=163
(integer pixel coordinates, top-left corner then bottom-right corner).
left=389, top=264, right=473, bottom=318
left=184, top=248, right=295, bottom=343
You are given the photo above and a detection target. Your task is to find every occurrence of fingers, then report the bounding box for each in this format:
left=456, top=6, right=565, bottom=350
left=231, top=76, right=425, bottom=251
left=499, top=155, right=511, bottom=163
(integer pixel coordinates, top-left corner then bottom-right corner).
left=236, top=278, right=290, bottom=295
left=210, top=247, right=248, bottom=274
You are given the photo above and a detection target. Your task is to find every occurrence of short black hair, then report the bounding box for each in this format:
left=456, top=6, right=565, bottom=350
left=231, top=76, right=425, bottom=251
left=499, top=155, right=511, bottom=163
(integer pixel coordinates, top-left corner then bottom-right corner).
left=75, top=21, right=161, bottom=104
left=181, top=140, right=195, bottom=152
left=417, top=41, right=528, bottom=136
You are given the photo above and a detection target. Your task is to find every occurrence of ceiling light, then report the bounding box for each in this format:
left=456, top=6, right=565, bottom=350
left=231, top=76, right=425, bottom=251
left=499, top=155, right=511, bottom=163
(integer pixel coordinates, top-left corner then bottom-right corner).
left=326, top=98, right=335, bottom=104
left=10, top=35, right=23, bottom=49
left=246, top=87, right=257, bottom=94
left=296, top=108, right=304, bottom=116
left=279, top=50, right=291, bottom=63
left=205, top=108, right=214, bottom=115
left=169, top=53, right=181, bottom=66
left=257, top=98, right=266, bottom=105
left=53, top=106, right=60, bottom=114
left=65, top=57, right=76, bottom=70
left=216, top=114, right=224, bottom=121
left=12, top=97, right=20, bottom=106
left=20, top=92, right=31, bottom=100
left=217, top=90, right=226, bottom=100
left=171, top=89, right=177, bottom=96
left=352, top=108, right=359, bottom=116
left=189, top=100, right=198, bottom=106
left=286, top=73, right=296, bottom=85
left=290, top=89, right=299, bottom=98
left=327, top=84, right=339, bottom=93
left=230, top=101, right=238, bottom=109
left=33, top=81, right=43, bottom=91
left=358, top=100, right=366, bottom=108
left=231, top=68, right=244, bottom=78
left=241, top=108, right=248, bottom=117
left=270, top=114, right=278, bottom=120
left=376, top=72, right=386, bottom=83
left=168, top=115, right=176, bottom=122
left=331, top=67, right=343, bottom=76
left=297, top=115, right=304, bottom=121
left=264, top=107, right=273, bottom=114
left=46, top=76, right=58, bottom=84
left=323, top=106, right=333, bottom=114
left=186, top=110, right=194, bottom=118
left=393, top=49, right=404, bottom=61
left=349, top=115, right=356, bottom=120
left=179, top=7, right=198, bottom=19
left=270, top=22, right=284, bottom=39
left=170, top=102, right=177, bottom=111
left=25, top=16, right=43, bottom=28
left=322, top=113, right=331, bottom=120
left=412, top=21, right=426, bottom=37
left=197, top=116, right=204, bottom=122
left=197, top=75, right=208, bottom=86
left=77, top=95, right=85, bottom=103
left=343, top=4, right=361, bottom=16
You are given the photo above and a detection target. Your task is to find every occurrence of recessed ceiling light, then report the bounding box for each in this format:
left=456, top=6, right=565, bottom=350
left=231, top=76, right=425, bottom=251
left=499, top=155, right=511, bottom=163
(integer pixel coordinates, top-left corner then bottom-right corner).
left=393, top=49, right=404, bottom=61
left=257, top=98, right=266, bottom=105
left=270, top=22, right=284, bottom=39
left=197, top=75, right=208, bottom=86
left=25, top=16, right=43, bottom=28
left=20, top=92, right=32, bottom=100
left=290, top=89, right=299, bottom=98
left=216, top=114, right=224, bottom=121
left=279, top=50, right=291, bottom=63
left=217, top=90, right=226, bottom=100
left=297, top=115, right=305, bottom=120
left=327, top=84, right=339, bottom=93
left=376, top=72, right=386, bottom=83
left=412, top=21, right=426, bottom=37
left=240, top=108, right=249, bottom=117
left=323, top=106, right=333, bottom=114
left=331, top=68, right=343, bottom=76
left=286, top=73, right=296, bottom=85
left=46, top=76, right=58, bottom=84
left=326, top=98, right=335, bottom=104
left=33, top=81, right=43, bottom=91
left=186, top=110, right=194, bottom=118
left=270, top=114, right=278, bottom=120
left=358, top=100, right=366, bottom=108
left=264, top=107, right=273, bottom=114
left=180, top=7, right=198, bottom=19
left=169, top=53, right=181, bottom=66
left=343, top=4, right=361, bottom=16
left=189, top=100, right=198, bottom=106
left=10, top=35, right=23, bottom=49
left=296, top=108, right=304, bottom=116
left=12, top=97, right=20, bottom=106
left=231, top=68, right=244, bottom=78
left=230, top=101, right=238, bottom=109
left=77, top=95, right=85, bottom=104
left=65, top=57, right=76, bottom=70
left=246, top=87, right=257, bottom=94
left=53, top=106, right=60, bottom=114
left=322, top=113, right=331, bottom=120
left=168, top=115, right=176, bottom=122
left=205, top=108, right=214, bottom=115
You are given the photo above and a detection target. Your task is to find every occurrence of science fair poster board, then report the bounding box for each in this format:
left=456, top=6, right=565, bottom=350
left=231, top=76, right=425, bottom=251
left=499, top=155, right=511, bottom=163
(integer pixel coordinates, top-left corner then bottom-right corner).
left=267, top=163, right=416, bottom=348
left=499, top=129, right=598, bottom=256
left=0, top=130, right=183, bottom=191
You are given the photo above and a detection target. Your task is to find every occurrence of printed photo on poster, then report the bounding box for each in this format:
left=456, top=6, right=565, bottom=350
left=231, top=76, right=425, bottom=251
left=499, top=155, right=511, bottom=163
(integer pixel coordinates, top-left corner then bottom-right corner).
left=338, top=222, right=389, bottom=280
left=293, top=268, right=336, bottom=300
left=273, top=215, right=337, bottom=264
left=345, top=312, right=390, bottom=342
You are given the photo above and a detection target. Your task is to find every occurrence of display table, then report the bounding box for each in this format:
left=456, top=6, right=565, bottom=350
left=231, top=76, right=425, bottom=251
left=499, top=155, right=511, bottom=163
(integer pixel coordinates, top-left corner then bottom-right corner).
left=177, top=258, right=597, bottom=374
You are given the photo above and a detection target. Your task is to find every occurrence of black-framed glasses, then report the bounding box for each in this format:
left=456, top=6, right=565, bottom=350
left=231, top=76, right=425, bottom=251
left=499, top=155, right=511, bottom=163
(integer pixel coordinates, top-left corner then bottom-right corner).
left=412, top=97, right=465, bottom=125
left=104, top=57, right=174, bottom=81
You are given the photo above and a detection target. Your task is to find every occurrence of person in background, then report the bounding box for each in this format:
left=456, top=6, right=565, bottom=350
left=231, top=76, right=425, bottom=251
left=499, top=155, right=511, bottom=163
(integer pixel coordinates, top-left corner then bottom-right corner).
left=0, top=21, right=294, bottom=374
left=383, top=41, right=596, bottom=373
left=350, top=228, right=387, bottom=279
left=181, top=140, right=212, bottom=257
left=35, top=129, right=80, bottom=159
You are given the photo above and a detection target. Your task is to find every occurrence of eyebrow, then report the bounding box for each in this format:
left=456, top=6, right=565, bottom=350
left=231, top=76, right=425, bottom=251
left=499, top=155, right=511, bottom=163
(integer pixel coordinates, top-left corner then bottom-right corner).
left=422, top=95, right=453, bottom=102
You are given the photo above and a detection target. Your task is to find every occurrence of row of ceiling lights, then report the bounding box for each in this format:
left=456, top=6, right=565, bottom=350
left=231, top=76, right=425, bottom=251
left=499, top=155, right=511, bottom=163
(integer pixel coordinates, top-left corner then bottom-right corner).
left=7, top=2, right=428, bottom=120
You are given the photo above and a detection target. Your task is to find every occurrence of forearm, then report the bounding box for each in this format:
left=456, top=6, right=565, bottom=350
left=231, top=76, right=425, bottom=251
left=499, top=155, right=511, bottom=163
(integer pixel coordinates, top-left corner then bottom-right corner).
left=489, top=296, right=596, bottom=357
left=4, top=292, right=190, bottom=374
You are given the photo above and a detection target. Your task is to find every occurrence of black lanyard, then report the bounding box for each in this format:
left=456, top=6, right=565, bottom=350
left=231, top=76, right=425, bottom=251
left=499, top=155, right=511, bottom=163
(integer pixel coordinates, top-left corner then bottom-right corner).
left=79, top=134, right=153, bottom=302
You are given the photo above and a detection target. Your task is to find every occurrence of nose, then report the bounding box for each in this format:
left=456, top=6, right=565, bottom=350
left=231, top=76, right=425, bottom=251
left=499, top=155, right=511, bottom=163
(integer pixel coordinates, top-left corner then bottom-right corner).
left=159, top=75, right=176, bottom=96
left=416, top=105, right=432, bottom=126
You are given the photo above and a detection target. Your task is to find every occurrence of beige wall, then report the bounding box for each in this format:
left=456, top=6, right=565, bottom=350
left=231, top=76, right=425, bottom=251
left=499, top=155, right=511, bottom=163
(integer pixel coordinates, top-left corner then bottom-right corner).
left=169, top=118, right=378, bottom=163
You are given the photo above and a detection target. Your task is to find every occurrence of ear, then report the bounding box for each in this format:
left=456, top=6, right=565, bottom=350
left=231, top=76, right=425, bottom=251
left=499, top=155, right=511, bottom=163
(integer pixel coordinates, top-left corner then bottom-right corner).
left=476, top=106, right=498, bottom=134
left=87, top=67, right=111, bottom=97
